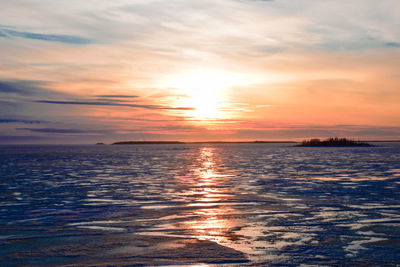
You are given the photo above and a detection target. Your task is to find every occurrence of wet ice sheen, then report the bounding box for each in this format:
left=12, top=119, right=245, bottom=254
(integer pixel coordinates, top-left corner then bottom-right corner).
left=0, top=143, right=400, bottom=266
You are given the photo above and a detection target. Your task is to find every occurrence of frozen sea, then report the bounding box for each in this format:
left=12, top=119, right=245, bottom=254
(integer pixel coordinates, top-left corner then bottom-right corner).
left=1, top=143, right=400, bottom=266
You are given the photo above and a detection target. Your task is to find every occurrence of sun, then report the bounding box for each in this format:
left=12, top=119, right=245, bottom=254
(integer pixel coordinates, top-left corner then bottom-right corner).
left=166, top=69, right=241, bottom=121
left=176, top=71, right=224, bottom=120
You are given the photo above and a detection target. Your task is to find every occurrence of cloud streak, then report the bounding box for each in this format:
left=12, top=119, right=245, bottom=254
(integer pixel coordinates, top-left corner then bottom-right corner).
left=1, top=29, right=92, bottom=45
left=386, top=42, right=400, bottom=48
left=95, top=95, right=139, bottom=98
left=35, top=100, right=194, bottom=110
left=0, top=80, right=58, bottom=97
left=17, top=128, right=95, bottom=134
left=0, top=118, right=43, bottom=124
left=0, top=82, right=24, bottom=94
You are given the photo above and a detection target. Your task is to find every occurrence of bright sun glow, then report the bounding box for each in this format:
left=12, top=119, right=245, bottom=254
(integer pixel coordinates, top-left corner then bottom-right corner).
left=166, top=69, right=244, bottom=121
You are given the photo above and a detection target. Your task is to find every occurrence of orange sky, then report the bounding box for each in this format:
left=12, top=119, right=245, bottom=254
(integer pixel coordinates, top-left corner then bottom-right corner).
left=0, top=0, right=400, bottom=143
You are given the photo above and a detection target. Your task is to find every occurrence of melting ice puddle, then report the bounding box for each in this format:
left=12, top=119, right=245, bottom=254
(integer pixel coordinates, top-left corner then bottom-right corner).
left=11, top=216, right=53, bottom=223
left=187, top=202, right=259, bottom=207
left=344, top=236, right=387, bottom=256
left=77, top=225, right=127, bottom=232
left=68, top=220, right=125, bottom=226
left=348, top=204, right=400, bottom=209
left=0, top=235, right=19, bottom=240
left=110, top=241, right=186, bottom=255
left=140, top=204, right=181, bottom=209
left=135, top=214, right=196, bottom=222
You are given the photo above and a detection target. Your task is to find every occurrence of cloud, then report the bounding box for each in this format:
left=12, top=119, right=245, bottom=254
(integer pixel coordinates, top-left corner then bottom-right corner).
left=0, top=118, right=43, bottom=124
left=95, top=95, right=140, bottom=98
left=0, top=82, right=24, bottom=94
left=0, top=80, right=54, bottom=96
left=1, top=29, right=92, bottom=45
left=0, top=100, right=17, bottom=107
left=17, top=128, right=95, bottom=134
left=35, top=100, right=194, bottom=110
left=212, top=124, right=400, bottom=140
left=386, top=42, right=400, bottom=48
left=0, top=135, right=46, bottom=142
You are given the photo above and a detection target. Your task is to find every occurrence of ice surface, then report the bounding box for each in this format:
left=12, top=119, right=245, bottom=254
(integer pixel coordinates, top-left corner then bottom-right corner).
left=0, top=143, right=400, bottom=265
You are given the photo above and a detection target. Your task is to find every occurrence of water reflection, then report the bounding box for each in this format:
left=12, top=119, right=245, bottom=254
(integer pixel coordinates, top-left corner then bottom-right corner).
left=3, top=143, right=400, bottom=265
left=177, top=147, right=244, bottom=247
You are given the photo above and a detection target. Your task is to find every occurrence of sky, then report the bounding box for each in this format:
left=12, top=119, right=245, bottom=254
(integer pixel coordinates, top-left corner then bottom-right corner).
left=1, top=0, right=400, bottom=144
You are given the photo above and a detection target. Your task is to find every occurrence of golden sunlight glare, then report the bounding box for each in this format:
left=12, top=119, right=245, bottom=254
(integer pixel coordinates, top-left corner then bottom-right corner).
left=166, top=69, right=243, bottom=121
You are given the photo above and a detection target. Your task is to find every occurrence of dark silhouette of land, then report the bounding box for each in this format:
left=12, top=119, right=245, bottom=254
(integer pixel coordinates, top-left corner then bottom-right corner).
left=189, top=141, right=296, bottom=144
left=112, top=140, right=296, bottom=145
left=298, top=137, right=371, bottom=147
left=106, top=138, right=398, bottom=146
left=113, top=141, right=185, bottom=145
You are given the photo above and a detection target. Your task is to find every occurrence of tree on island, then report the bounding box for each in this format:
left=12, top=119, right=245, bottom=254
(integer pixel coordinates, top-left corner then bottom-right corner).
left=299, top=137, right=370, bottom=147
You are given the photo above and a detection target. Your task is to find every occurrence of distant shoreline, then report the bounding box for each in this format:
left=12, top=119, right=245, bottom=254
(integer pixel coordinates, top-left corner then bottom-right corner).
left=0, top=140, right=399, bottom=146
left=109, top=139, right=400, bottom=145
left=111, top=140, right=298, bottom=145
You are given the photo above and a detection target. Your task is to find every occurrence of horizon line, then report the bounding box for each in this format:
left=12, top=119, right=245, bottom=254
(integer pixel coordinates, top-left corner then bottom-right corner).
left=1, top=139, right=400, bottom=145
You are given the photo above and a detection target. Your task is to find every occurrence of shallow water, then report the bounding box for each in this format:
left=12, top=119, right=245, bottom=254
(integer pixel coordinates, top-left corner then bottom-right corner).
left=1, top=143, right=400, bottom=266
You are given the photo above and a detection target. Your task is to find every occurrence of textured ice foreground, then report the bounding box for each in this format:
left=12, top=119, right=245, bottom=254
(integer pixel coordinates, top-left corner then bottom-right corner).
left=1, top=143, right=400, bottom=266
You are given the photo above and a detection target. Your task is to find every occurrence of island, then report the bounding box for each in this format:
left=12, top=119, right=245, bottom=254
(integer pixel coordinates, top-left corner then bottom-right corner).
left=112, top=140, right=297, bottom=145
left=298, top=137, right=371, bottom=147
left=112, top=141, right=185, bottom=145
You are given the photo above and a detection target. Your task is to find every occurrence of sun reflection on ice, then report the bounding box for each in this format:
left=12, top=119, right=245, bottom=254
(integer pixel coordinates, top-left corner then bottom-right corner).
left=180, top=147, right=244, bottom=246
left=172, top=147, right=311, bottom=262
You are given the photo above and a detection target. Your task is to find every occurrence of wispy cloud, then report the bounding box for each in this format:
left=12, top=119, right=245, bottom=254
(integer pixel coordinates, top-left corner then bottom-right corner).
left=0, top=135, right=46, bottom=142
left=95, top=95, right=139, bottom=98
left=17, top=127, right=94, bottom=134
left=0, top=82, right=24, bottom=94
left=1, top=29, right=92, bottom=45
left=0, top=118, right=43, bottom=124
left=35, top=100, right=194, bottom=110
left=0, top=80, right=55, bottom=96
left=385, top=42, right=400, bottom=48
